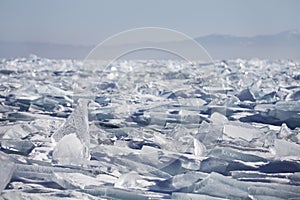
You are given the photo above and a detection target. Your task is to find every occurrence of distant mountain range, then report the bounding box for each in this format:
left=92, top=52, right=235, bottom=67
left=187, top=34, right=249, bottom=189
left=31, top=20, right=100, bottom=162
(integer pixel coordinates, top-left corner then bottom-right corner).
left=0, top=42, right=91, bottom=60
left=195, top=30, right=300, bottom=60
left=0, top=30, right=299, bottom=60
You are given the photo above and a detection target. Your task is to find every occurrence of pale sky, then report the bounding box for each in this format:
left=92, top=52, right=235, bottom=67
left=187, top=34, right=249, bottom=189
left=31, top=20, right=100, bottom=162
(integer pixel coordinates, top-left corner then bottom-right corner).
left=0, top=0, right=299, bottom=45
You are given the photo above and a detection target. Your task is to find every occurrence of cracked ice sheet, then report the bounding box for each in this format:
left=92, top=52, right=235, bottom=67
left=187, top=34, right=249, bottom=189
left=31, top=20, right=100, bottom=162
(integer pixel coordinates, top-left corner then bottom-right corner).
left=1, top=57, right=300, bottom=199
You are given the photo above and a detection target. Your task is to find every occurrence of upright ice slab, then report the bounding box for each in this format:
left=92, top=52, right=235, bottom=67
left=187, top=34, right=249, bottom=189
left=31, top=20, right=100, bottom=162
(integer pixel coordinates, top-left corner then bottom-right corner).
left=51, top=99, right=90, bottom=164
left=0, top=152, right=15, bottom=192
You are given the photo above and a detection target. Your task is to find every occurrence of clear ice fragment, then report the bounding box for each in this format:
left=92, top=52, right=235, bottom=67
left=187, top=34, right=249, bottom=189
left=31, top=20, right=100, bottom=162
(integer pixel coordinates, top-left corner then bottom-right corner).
left=114, top=171, right=152, bottom=189
left=52, top=133, right=88, bottom=165
left=52, top=172, right=109, bottom=189
left=193, top=172, right=249, bottom=199
left=196, top=121, right=223, bottom=146
left=208, top=147, right=266, bottom=162
left=193, top=138, right=206, bottom=156
left=277, top=123, right=291, bottom=139
left=210, top=112, right=228, bottom=125
left=51, top=99, right=90, bottom=161
left=0, top=152, right=15, bottom=192
left=272, top=139, right=300, bottom=158
left=223, top=122, right=263, bottom=141
left=172, top=171, right=207, bottom=189
left=1, top=124, right=35, bottom=139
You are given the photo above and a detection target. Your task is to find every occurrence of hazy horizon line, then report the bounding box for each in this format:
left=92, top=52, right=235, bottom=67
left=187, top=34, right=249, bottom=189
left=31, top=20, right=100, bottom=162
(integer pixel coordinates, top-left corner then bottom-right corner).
left=1, top=29, right=299, bottom=46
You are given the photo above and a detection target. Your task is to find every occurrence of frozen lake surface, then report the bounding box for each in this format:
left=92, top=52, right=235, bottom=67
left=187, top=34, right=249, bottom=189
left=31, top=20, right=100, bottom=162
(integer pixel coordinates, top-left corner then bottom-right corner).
left=0, top=56, right=300, bottom=199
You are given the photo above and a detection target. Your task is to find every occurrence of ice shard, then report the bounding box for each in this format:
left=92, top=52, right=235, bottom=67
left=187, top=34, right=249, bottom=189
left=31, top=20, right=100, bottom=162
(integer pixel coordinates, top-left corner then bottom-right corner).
left=51, top=99, right=90, bottom=163
left=0, top=139, right=35, bottom=156
left=277, top=123, right=291, bottom=139
left=237, top=88, right=256, bottom=102
left=193, top=138, right=207, bottom=156
left=0, top=152, right=15, bottom=192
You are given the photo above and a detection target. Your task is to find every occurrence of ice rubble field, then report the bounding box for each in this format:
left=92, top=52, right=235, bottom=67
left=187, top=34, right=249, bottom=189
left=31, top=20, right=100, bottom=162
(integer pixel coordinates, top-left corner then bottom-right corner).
left=0, top=56, right=300, bottom=200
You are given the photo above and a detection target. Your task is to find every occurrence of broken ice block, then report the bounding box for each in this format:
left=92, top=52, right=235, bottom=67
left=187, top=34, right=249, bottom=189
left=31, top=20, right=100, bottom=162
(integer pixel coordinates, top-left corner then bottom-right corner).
left=200, top=157, right=229, bottom=175
left=171, top=171, right=207, bottom=189
left=51, top=99, right=90, bottom=160
left=277, top=123, right=291, bottom=139
left=0, top=139, right=35, bottom=156
left=193, top=172, right=249, bottom=199
left=223, top=122, right=263, bottom=141
left=248, top=186, right=300, bottom=199
left=245, top=101, right=300, bottom=129
left=81, top=187, right=149, bottom=200
left=272, top=139, right=300, bottom=158
left=200, top=156, right=257, bottom=176
left=193, top=138, right=206, bottom=156
left=52, top=133, right=88, bottom=165
left=1, top=124, right=35, bottom=139
left=0, top=152, right=15, bottom=192
left=1, top=189, right=100, bottom=200
left=196, top=121, right=223, bottom=146
left=237, top=88, right=255, bottom=102
left=172, top=192, right=226, bottom=200
left=30, top=118, right=65, bottom=137
left=210, top=112, right=228, bottom=125
left=289, top=172, right=300, bottom=185
left=113, top=156, right=172, bottom=179
left=208, top=147, right=267, bottom=162
left=287, top=90, right=300, bottom=101
left=52, top=172, right=110, bottom=189
left=12, top=162, right=92, bottom=182
left=114, top=171, right=152, bottom=189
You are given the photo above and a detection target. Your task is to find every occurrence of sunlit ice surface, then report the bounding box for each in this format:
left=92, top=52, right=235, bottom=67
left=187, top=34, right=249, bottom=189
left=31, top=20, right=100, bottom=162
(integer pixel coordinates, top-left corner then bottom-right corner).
left=0, top=55, right=300, bottom=199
